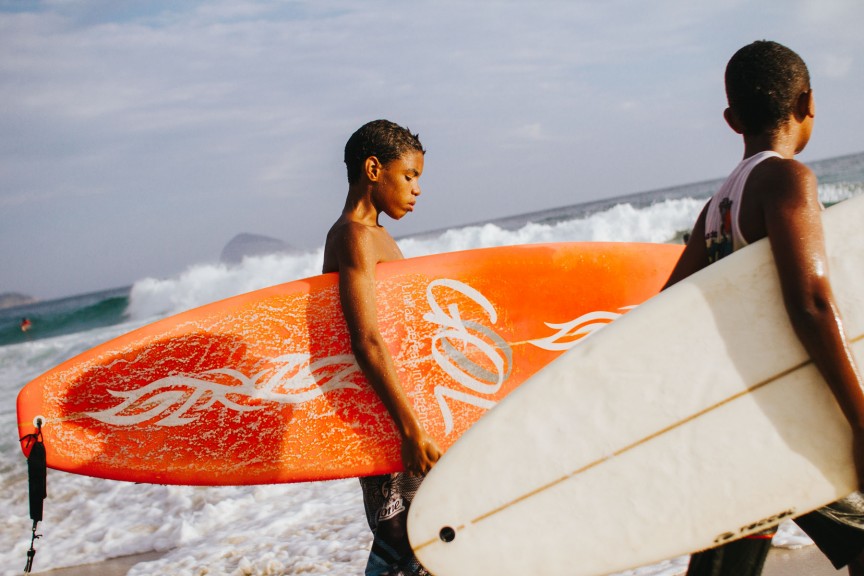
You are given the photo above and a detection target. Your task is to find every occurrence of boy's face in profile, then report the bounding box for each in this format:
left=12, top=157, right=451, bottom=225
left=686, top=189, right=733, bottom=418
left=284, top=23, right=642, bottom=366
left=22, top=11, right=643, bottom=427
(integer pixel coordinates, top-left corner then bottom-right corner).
left=372, top=150, right=424, bottom=221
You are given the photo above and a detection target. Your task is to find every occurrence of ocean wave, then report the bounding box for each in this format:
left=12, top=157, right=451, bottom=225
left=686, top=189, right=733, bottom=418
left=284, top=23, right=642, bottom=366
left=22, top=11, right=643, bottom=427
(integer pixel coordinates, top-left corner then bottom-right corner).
left=125, top=251, right=325, bottom=321
left=125, top=197, right=707, bottom=321
left=123, top=178, right=861, bottom=323
left=0, top=289, right=131, bottom=347
left=819, top=181, right=864, bottom=205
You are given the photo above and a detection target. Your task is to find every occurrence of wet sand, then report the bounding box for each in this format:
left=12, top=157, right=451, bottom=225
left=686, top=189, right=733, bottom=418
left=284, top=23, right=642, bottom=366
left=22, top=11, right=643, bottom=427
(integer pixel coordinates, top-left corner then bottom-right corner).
left=30, top=551, right=165, bottom=576
left=28, top=545, right=845, bottom=576
left=763, top=545, right=844, bottom=576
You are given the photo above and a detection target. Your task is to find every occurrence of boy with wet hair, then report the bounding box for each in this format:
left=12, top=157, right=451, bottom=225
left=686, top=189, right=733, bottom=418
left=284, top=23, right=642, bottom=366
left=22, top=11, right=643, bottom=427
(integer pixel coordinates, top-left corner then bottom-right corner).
left=664, top=40, right=864, bottom=576
left=324, top=119, right=441, bottom=576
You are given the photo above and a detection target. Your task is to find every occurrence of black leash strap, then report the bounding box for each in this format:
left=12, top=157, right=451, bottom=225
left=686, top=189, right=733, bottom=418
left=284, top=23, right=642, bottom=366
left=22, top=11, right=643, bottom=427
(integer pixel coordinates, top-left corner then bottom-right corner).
left=20, top=419, right=46, bottom=574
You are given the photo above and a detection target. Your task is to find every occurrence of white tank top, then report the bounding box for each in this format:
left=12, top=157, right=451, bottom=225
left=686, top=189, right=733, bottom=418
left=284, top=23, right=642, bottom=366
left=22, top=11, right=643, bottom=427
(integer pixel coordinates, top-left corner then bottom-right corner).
left=704, top=151, right=782, bottom=263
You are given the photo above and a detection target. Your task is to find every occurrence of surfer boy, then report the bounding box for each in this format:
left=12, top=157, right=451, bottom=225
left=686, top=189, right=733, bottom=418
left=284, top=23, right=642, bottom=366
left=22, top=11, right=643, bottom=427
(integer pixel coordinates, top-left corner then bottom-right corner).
left=323, top=119, right=441, bottom=576
left=663, top=41, right=864, bottom=576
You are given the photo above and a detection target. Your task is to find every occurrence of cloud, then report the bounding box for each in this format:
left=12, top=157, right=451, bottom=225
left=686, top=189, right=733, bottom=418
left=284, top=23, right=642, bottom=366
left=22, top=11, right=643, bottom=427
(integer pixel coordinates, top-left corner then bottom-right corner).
left=822, top=54, right=854, bottom=79
left=2, top=0, right=864, bottom=298
left=518, top=123, right=544, bottom=141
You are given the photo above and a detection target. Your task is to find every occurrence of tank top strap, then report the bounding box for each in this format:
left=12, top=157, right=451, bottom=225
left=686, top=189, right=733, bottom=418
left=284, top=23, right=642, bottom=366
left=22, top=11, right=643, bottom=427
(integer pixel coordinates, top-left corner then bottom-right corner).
left=704, top=151, right=782, bottom=263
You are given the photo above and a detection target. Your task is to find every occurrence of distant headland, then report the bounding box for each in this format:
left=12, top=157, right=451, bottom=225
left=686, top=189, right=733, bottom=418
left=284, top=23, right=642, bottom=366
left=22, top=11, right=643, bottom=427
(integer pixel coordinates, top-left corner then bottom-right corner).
left=220, top=233, right=298, bottom=264
left=0, top=292, right=37, bottom=309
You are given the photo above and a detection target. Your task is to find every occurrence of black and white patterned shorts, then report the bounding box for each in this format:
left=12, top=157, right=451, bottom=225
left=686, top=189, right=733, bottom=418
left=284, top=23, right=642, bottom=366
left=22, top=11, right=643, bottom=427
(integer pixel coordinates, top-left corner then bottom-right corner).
left=359, top=473, right=429, bottom=576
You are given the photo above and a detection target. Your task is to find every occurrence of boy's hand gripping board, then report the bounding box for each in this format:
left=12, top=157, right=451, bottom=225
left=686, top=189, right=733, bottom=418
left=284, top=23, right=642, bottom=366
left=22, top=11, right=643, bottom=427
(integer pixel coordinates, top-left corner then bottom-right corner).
left=408, top=196, right=864, bottom=576
left=17, top=242, right=681, bottom=485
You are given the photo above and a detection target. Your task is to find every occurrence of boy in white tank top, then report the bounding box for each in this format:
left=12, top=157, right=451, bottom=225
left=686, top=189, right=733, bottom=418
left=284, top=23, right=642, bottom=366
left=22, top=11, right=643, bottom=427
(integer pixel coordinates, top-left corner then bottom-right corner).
left=664, top=41, right=864, bottom=576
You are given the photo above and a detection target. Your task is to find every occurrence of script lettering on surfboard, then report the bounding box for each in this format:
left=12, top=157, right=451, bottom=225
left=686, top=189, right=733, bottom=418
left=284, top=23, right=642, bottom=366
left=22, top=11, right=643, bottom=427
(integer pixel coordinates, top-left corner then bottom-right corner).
left=424, top=279, right=513, bottom=434
left=424, top=280, right=633, bottom=434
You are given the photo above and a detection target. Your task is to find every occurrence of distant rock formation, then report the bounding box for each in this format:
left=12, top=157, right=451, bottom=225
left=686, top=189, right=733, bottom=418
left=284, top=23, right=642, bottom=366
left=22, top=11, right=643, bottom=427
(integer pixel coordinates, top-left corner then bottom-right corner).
left=0, top=292, right=37, bottom=309
left=220, top=233, right=295, bottom=264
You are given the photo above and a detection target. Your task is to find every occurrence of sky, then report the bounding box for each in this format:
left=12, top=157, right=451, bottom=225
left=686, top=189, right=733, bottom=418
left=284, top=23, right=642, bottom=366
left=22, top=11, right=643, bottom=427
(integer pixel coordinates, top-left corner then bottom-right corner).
left=1, top=0, right=863, bottom=300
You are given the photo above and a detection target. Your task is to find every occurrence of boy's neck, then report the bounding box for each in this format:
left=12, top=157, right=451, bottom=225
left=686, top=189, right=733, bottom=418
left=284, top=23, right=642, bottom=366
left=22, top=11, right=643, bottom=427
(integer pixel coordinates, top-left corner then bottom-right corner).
left=742, top=130, right=800, bottom=160
left=741, top=106, right=811, bottom=160
left=343, top=183, right=382, bottom=227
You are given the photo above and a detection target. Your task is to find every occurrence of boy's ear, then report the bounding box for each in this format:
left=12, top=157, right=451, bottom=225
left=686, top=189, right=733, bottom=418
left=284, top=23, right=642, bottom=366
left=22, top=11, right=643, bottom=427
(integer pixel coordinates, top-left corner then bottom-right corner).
left=364, top=156, right=383, bottom=181
left=795, top=89, right=815, bottom=120
left=723, top=108, right=744, bottom=135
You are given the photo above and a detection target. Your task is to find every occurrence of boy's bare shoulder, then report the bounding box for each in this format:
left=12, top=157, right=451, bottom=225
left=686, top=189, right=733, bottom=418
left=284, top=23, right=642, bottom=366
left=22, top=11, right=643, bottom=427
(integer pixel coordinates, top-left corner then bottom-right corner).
left=749, top=156, right=817, bottom=202
left=330, top=219, right=388, bottom=252
left=327, top=218, right=370, bottom=246
left=323, top=219, right=400, bottom=273
left=324, top=219, right=370, bottom=273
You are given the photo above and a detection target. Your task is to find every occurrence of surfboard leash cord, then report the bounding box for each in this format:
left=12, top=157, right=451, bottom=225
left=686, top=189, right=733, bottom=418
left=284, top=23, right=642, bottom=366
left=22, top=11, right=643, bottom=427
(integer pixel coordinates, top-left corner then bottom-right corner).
left=20, top=418, right=46, bottom=574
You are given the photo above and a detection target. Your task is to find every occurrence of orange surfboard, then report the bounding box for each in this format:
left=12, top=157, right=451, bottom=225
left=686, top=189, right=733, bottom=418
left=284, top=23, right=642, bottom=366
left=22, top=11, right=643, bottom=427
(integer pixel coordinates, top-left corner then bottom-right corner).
left=17, top=243, right=681, bottom=486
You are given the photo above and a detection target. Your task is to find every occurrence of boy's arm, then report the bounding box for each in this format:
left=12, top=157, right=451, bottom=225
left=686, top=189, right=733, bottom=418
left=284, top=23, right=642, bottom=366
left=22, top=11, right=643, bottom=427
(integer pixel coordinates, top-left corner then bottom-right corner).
left=335, top=225, right=441, bottom=475
left=663, top=202, right=710, bottom=289
left=762, top=160, right=864, bottom=485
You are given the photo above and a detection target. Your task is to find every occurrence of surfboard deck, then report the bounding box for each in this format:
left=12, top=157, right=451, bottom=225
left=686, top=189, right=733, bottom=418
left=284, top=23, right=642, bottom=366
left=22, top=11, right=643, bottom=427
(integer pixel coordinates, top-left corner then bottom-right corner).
left=407, top=195, right=864, bottom=576
left=16, top=242, right=681, bottom=486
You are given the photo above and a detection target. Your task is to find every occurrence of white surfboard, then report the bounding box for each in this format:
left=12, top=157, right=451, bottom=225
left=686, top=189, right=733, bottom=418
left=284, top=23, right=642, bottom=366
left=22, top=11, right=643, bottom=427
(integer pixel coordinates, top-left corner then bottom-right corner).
left=407, top=194, right=864, bottom=576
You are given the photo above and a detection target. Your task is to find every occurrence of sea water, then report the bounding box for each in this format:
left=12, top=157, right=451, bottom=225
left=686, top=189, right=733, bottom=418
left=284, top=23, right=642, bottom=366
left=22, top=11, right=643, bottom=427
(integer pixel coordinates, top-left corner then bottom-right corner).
left=2, top=152, right=863, bottom=576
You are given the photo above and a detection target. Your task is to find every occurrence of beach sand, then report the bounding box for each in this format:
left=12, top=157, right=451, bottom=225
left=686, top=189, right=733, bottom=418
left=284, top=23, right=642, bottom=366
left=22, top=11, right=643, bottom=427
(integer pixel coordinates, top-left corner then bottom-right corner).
left=28, top=545, right=844, bottom=576
left=30, top=551, right=165, bottom=576
left=763, top=545, right=844, bottom=575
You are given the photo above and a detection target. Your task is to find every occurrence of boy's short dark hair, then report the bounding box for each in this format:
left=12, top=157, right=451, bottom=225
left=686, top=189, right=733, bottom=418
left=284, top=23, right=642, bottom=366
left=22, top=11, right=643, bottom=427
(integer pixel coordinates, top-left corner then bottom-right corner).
left=725, top=40, right=811, bottom=136
left=344, top=119, right=425, bottom=184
